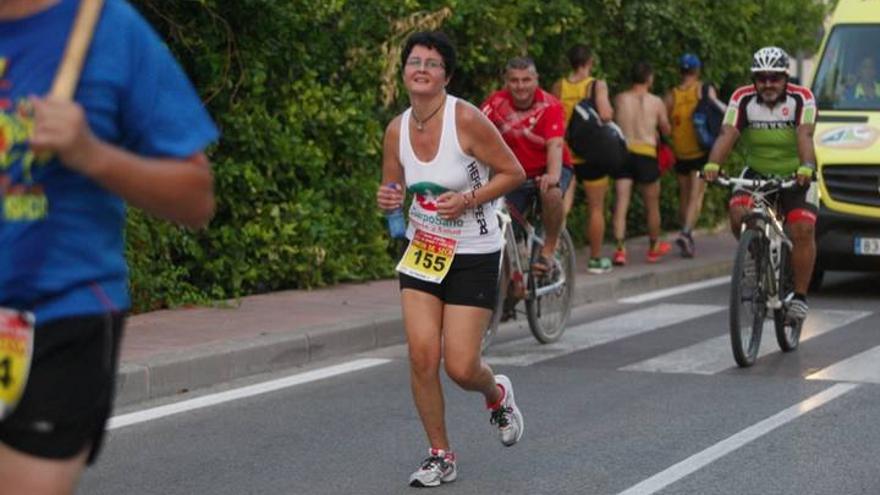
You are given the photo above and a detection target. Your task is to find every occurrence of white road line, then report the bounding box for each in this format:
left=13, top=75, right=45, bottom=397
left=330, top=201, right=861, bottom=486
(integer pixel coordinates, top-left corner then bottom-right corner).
left=808, top=345, right=880, bottom=383
left=109, top=358, right=390, bottom=430
left=485, top=304, right=724, bottom=367
left=619, top=276, right=729, bottom=304
left=616, top=383, right=860, bottom=495
left=622, top=309, right=872, bottom=375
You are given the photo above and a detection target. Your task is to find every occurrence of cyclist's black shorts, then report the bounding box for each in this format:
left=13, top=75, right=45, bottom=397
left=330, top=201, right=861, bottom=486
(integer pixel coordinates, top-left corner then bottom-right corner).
left=674, top=155, right=707, bottom=175
left=0, top=313, right=125, bottom=464
left=505, top=166, right=574, bottom=215
left=729, top=167, right=819, bottom=224
left=399, top=251, right=500, bottom=310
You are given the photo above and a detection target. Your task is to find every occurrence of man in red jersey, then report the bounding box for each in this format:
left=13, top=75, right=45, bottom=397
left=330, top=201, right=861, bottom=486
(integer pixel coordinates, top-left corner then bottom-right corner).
left=482, top=56, right=574, bottom=273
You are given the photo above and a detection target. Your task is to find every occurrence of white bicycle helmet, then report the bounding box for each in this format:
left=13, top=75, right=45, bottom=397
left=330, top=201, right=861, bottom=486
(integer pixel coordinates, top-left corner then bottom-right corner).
left=751, top=46, right=790, bottom=73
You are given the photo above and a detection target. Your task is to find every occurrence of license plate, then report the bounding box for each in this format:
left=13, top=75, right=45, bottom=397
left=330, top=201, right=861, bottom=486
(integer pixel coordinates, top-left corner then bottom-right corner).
left=854, top=236, right=880, bottom=255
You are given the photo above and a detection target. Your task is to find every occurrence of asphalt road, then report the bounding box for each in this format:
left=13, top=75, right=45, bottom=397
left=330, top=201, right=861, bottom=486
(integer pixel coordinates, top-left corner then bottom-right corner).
left=81, top=271, right=880, bottom=495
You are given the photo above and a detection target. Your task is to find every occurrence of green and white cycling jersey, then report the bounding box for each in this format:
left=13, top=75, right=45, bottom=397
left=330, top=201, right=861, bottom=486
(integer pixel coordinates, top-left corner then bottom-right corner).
left=724, top=83, right=817, bottom=176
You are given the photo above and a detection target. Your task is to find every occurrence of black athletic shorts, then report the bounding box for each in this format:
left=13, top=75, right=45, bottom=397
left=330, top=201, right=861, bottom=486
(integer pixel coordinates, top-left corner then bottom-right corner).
left=573, top=159, right=610, bottom=182
left=674, top=155, right=708, bottom=175
left=614, top=152, right=660, bottom=184
left=0, top=313, right=125, bottom=464
left=399, top=251, right=500, bottom=310
left=505, top=166, right=574, bottom=215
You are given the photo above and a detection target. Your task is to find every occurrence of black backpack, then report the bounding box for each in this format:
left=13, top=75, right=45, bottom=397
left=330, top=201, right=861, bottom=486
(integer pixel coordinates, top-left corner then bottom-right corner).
left=565, top=80, right=627, bottom=173
left=692, top=83, right=725, bottom=151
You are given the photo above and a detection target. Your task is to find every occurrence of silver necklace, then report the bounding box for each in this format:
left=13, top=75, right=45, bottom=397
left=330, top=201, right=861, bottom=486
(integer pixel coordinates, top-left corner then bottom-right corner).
left=412, top=96, right=445, bottom=131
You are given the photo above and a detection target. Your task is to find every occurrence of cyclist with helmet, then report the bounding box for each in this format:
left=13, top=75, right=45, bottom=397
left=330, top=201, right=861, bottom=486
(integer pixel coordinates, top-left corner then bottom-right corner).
left=703, top=46, right=819, bottom=323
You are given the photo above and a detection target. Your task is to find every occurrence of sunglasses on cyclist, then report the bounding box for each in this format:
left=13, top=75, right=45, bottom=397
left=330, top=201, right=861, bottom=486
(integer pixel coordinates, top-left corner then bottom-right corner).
left=753, top=72, right=786, bottom=84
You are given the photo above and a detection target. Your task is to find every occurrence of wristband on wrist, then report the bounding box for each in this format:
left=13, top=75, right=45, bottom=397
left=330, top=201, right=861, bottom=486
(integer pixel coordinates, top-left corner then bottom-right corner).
left=703, top=162, right=721, bottom=173
left=797, top=165, right=815, bottom=178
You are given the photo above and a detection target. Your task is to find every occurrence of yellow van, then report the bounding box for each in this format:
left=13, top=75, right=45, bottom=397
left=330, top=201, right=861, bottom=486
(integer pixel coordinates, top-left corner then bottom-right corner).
left=809, top=0, right=880, bottom=288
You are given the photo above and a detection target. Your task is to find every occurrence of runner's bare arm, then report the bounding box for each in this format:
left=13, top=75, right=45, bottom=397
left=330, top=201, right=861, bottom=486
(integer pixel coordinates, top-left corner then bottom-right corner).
left=663, top=89, right=674, bottom=117
left=656, top=97, right=672, bottom=137
left=456, top=100, right=525, bottom=205
left=378, top=115, right=405, bottom=211
left=30, top=97, right=214, bottom=228
left=595, top=80, right=614, bottom=122
left=550, top=79, right=562, bottom=99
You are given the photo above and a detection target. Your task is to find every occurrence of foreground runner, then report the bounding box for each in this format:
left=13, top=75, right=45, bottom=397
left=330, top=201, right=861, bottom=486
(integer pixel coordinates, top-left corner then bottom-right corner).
left=375, top=31, right=526, bottom=488
left=703, top=46, right=818, bottom=323
left=0, top=1, right=218, bottom=493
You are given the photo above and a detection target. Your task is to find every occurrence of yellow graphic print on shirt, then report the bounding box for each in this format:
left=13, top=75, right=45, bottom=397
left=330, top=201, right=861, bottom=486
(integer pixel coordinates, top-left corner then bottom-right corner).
left=0, top=98, right=52, bottom=221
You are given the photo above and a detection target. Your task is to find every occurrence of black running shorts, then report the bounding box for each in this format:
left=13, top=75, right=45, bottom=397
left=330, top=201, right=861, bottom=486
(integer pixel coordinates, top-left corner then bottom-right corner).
left=614, top=152, right=660, bottom=184
left=399, top=251, right=500, bottom=310
left=0, top=313, right=125, bottom=464
left=674, top=155, right=708, bottom=175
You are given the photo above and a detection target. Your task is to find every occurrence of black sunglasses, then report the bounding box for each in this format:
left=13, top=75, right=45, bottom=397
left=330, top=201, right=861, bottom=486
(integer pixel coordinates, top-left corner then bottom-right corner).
left=753, top=72, right=786, bottom=83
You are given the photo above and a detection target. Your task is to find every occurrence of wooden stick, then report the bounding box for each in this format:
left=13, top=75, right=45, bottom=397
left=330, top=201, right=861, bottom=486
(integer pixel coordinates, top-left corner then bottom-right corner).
left=49, top=0, right=105, bottom=100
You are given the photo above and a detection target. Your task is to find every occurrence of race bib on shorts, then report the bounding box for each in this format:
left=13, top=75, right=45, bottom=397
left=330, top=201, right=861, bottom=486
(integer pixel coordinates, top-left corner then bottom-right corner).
left=396, top=229, right=458, bottom=283
left=0, top=309, right=35, bottom=421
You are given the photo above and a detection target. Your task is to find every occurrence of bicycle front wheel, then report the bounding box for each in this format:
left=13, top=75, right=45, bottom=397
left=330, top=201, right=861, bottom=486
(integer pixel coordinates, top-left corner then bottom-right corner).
left=526, top=229, right=575, bottom=344
left=482, top=248, right=510, bottom=353
left=774, top=241, right=802, bottom=352
left=729, top=229, right=767, bottom=367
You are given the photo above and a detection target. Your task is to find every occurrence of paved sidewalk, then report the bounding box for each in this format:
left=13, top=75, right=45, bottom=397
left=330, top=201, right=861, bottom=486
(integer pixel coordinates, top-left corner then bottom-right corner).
left=116, top=231, right=737, bottom=407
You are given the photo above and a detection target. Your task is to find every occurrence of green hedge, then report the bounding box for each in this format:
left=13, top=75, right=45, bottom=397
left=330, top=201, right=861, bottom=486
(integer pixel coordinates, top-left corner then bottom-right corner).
left=126, top=0, right=828, bottom=311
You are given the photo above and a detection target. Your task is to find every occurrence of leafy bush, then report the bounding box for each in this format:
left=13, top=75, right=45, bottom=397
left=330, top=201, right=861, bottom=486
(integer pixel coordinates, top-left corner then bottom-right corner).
left=126, top=0, right=828, bottom=311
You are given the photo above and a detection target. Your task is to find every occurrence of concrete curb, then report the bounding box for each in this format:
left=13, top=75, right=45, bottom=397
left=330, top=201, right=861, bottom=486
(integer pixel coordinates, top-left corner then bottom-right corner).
left=115, top=257, right=733, bottom=408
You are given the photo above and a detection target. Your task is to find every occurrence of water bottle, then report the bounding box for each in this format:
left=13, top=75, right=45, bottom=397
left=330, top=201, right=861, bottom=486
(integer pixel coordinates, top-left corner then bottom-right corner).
left=385, top=183, right=406, bottom=239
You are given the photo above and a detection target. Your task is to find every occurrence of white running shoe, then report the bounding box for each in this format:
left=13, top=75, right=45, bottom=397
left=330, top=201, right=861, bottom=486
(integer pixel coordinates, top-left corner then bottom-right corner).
left=408, top=448, right=457, bottom=488
left=785, top=295, right=809, bottom=323
left=490, top=375, right=524, bottom=447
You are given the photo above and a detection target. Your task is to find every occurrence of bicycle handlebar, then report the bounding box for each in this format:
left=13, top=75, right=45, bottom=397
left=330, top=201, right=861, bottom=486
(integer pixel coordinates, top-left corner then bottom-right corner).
left=714, top=176, right=798, bottom=190
left=700, top=171, right=798, bottom=191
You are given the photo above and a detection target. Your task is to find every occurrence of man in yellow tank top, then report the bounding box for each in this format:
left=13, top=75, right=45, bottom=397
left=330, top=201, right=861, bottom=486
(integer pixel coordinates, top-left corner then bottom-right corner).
left=663, top=53, right=723, bottom=258
left=551, top=44, right=615, bottom=273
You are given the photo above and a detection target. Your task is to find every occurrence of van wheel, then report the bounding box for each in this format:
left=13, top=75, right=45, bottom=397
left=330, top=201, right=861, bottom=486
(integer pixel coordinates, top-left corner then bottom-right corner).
left=809, top=266, right=824, bottom=292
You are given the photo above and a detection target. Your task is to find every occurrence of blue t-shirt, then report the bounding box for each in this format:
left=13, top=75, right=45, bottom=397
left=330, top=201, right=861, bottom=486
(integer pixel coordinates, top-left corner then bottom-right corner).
left=0, top=0, right=219, bottom=324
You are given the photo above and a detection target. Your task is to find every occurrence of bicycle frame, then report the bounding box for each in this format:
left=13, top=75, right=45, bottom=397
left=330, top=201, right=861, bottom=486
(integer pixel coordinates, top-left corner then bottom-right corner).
left=720, top=176, right=796, bottom=310
left=496, top=200, right=566, bottom=300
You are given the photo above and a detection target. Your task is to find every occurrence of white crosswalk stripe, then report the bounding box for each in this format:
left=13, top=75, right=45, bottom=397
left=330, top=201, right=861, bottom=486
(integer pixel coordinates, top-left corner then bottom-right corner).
left=807, top=345, right=880, bottom=384
left=484, top=304, right=724, bottom=367
left=621, top=309, right=871, bottom=375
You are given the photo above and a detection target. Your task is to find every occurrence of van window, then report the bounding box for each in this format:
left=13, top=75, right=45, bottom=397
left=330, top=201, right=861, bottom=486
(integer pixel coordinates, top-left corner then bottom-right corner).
left=812, top=25, right=880, bottom=111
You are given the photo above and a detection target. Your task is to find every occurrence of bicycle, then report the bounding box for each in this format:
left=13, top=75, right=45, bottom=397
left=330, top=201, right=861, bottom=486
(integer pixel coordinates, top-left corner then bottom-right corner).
left=481, top=180, right=575, bottom=352
left=714, top=174, right=803, bottom=367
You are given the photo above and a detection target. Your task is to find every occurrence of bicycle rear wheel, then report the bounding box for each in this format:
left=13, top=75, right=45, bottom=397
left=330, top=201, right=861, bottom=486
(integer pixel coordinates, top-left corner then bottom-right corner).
left=525, top=229, right=575, bottom=344
left=774, top=242, right=802, bottom=352
left=482, top=248, right=510, bottom=353
left=729, top=229, right=767, bottom=367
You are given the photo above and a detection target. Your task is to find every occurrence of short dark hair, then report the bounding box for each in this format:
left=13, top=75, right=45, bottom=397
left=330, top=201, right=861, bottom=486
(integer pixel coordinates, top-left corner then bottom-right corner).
left=505, top=56, right=537, bottom=72
left=401, top=31, right=456, bottom=78
left=567, top=44, right=593, bottom=69
left=630, top=61, right=653, bottom=84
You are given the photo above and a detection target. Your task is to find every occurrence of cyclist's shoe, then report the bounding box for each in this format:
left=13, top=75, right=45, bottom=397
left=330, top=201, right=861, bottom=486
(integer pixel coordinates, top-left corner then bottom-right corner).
left=675, top=232, right=695, bottom=258
left=785, top=294, right=809, bottom=323
left=409, top=448, right=457, bottom=487
left=588, top=257, right=613, bottom=274
left=490, top=374, right=524, bottom=447
left=646, top=241, right=672, bottom=263
left=612, top=248, right=627, bottom=266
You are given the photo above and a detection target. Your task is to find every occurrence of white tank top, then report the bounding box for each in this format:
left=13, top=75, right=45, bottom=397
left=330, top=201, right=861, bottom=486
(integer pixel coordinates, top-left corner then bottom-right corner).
left=399, top=95, right=501, bottom=254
